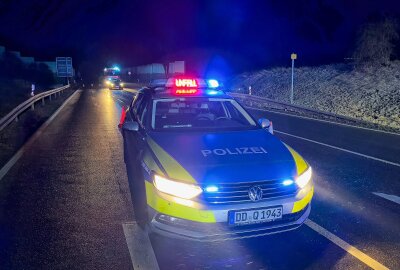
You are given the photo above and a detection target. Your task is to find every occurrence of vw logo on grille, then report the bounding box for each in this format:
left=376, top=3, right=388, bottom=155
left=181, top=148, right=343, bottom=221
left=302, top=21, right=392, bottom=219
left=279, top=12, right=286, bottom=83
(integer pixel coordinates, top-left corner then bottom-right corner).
left=248, top=186, right=263, bottom=201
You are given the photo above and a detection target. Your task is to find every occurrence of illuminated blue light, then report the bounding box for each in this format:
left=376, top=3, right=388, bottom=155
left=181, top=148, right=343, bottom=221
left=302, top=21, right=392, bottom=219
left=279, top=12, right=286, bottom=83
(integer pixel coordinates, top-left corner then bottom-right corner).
left=206, top=90, right=220, bottom=95
left=113, top=66, right=120, bottom=71
left=282, top=179, right=294, bottom=186
left=207, top=79, right=219, bottom=88
left=205, top=185, right=219, bottom=192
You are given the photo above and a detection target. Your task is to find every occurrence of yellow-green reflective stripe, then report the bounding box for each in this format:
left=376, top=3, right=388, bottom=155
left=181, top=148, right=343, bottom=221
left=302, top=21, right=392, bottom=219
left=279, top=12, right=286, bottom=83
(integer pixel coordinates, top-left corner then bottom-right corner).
left=145, top=181, right=216, bottom=223
left=285, top=144, right=308, bottom=175
left=292, top=186, right=314, bottom=213
left=147, top=137, right=196, bottom=183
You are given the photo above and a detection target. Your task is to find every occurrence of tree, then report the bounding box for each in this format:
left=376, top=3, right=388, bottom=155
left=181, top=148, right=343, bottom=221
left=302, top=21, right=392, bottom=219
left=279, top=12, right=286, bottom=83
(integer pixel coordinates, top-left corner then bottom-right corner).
left=353, top=17, right=399, bottom=67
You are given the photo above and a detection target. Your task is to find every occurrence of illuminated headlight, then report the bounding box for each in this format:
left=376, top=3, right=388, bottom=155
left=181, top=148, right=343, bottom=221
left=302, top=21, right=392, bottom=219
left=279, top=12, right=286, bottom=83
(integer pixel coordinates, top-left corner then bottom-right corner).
left=111, top=83, right=114, bottom=86
left=120, top=83, right=124, bottom=87
left=154, top=174, right=202, bottom=199
left=295, top=166, right=312, bottom=189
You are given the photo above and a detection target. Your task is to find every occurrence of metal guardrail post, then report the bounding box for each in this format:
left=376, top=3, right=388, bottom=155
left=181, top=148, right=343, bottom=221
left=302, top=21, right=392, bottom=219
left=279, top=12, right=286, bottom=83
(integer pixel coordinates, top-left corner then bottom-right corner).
left=31, top=103, right=35, bottom=110
left=42, top=98, right=45, bottom=106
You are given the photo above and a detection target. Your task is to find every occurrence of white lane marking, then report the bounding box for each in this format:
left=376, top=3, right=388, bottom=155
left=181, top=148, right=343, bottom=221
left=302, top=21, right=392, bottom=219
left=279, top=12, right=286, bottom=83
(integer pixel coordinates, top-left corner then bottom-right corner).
left=0, top=90, right=81, bottom=181
left=123, top=88, right=138, bottom=94
left=276, top=130, right=400, bottom=168
left=306, top=219, right=389, bottom=270
left=372, top=192, right=400, bottom=205
left=117, top=98, right=124, bottom=104
left=247, top=107, right=400, bottom=136
left=122, top=222, right=160, bottom=270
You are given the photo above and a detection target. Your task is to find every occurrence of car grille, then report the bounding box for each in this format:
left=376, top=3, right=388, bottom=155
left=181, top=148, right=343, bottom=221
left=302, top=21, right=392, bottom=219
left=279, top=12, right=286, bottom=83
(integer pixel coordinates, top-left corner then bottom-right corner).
left=199, top=180, right=298, bottom=204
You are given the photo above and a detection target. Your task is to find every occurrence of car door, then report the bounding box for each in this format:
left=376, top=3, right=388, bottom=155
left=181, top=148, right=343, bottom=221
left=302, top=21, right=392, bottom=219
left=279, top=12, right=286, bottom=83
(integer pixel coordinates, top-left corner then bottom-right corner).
left=133, top=93, right=149, bottom=160
left=123, top=93, right=146, bottom=163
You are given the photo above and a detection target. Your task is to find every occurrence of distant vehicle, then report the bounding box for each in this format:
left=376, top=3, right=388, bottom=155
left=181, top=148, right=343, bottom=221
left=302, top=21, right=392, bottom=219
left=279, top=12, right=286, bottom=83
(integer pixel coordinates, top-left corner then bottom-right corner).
left=119, top=77, right=313, bottom=241
left=107, top=78, right=124, bottom=90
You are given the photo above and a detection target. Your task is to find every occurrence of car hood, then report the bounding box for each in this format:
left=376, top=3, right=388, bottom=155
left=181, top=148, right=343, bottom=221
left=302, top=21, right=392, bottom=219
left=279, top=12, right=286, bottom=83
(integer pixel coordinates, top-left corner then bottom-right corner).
left=147, top=129, right=298, bottom=185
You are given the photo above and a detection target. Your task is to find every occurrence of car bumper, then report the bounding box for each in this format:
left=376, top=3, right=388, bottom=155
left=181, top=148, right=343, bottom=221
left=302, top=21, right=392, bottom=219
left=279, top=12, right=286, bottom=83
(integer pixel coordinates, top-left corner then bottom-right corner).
left=149, top=203, right=310, bottom=241
left=146, top=182, right=313, bottom=241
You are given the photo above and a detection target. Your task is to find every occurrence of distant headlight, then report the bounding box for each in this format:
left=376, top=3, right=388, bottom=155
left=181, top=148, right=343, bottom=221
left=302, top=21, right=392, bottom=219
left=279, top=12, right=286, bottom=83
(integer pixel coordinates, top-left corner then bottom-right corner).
left=105, top=81, right=111, bottom=85
left=120, top=83, right=124, bottom=86
left=154, top=174, right=202, bottom=199
left=111, top=83, right=114, bottom=86
left=295, top=166, right=312, bottom=188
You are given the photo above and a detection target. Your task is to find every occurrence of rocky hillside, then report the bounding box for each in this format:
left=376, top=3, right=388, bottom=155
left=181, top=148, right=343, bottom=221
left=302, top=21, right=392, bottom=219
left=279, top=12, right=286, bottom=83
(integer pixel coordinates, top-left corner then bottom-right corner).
left=230, top=62, right=400, bottom=131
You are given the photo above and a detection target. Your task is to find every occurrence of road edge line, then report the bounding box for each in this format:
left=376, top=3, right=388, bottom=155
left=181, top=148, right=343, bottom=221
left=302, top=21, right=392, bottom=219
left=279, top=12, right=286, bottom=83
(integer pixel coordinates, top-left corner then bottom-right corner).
left=246, top=107, right=400, bottom=136
left=372, top=192, right=400, bottom=205
left=305, top=219, right=389, bottom=270
left=122, top=222, right=160, bottom=270
left=276, top=130, right=400, bottom=167
left=0, top=90, right=81, bottom=181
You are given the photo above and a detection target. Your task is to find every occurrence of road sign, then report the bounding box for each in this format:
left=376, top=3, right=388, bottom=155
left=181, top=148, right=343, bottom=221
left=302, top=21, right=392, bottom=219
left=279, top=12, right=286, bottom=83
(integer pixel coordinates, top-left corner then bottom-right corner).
left=56, top=57, right=73, bottom=77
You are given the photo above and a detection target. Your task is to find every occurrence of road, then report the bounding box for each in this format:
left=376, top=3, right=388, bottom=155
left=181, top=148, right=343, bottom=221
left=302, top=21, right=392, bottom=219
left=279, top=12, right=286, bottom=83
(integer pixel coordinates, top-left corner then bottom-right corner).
left=0, top=86, right=399, bottom=269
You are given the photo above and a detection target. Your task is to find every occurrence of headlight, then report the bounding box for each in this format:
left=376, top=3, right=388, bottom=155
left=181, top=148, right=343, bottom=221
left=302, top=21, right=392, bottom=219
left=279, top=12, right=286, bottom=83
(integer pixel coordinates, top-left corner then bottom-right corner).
left=295, top=166, right=312, bottom=188
left=120, top=83, right=124, bottom=86
left=111, top=83, right=114, bottom=86
left=154, top=174, right=202, bottom=199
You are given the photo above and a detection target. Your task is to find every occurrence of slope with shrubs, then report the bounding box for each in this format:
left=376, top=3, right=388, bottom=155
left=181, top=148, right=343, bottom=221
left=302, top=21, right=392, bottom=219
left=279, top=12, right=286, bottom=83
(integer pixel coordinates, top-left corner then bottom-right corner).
left=230, top=62, right=400, bottom=131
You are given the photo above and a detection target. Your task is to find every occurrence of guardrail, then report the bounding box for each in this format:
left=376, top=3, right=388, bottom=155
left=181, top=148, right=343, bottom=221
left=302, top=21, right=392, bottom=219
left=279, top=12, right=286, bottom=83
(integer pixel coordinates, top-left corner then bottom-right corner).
left=0, top=85, right=70, bottom=131
left=229, top=92, right=365, bottom=126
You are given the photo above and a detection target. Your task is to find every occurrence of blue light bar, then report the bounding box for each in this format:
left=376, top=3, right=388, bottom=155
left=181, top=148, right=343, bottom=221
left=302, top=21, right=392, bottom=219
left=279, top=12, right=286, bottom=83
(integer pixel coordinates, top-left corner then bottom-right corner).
left=207, top=79, right=219, bottom=88
left=204, top=185, right=219, bottom=192
left=206, top=90, right=220, bottom=95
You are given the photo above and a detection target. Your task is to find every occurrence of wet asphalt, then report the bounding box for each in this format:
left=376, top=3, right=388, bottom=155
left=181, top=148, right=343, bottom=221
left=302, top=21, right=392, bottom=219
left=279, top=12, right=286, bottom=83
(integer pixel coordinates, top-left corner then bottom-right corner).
left=0, top=87, right=399, bottom=269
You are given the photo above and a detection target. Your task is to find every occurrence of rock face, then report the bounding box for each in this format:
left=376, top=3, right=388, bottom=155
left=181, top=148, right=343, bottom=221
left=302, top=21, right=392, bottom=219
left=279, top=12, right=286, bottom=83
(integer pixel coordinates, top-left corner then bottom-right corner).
left=230, top=62, right=400, bottom=130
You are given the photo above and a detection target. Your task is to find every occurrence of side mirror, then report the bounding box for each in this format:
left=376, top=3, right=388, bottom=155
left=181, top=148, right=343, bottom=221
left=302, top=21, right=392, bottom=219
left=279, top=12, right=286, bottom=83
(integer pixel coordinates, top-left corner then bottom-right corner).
left=258, top=118, right=273, bottom=134
left=122, top=121, right=139, bottom=132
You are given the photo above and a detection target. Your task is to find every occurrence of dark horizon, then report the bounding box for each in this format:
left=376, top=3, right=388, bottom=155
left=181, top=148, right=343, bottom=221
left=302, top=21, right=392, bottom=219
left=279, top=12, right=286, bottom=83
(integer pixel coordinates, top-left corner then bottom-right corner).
left=1, top=0, right=400, bottom=77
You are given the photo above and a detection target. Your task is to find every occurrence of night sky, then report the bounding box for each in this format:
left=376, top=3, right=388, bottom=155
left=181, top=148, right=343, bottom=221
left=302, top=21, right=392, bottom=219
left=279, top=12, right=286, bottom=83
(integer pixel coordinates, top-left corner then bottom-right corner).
left=0, top=0, right=399, bottom=77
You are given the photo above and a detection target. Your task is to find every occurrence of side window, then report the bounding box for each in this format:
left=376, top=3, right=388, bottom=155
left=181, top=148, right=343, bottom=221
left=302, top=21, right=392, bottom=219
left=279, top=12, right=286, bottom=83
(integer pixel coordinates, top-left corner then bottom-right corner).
left=140, top=106, right=148, bottom=125
left=132, top=93, right=147, bottom=125
left=132, top=93, right=144, bottom=116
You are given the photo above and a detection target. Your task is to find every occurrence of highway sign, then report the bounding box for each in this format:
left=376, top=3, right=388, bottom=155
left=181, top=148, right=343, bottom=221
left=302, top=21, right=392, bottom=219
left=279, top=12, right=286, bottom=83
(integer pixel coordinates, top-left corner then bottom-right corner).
left=56, top=57, right=73, bottom=77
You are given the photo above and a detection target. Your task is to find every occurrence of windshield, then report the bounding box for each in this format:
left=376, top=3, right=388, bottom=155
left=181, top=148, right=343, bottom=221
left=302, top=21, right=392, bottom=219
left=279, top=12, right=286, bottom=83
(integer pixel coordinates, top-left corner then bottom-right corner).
left=151, top=97, right=257, bottom=130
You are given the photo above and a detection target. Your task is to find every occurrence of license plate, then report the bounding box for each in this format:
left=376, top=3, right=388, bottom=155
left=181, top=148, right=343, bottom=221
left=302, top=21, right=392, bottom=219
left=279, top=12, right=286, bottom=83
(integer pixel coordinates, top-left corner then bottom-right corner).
left=228, top=206, right=283, bottom=226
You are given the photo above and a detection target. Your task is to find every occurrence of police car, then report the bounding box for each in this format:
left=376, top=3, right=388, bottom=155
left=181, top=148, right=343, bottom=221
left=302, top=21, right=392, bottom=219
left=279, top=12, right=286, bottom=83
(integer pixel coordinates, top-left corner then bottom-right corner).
left=120, top=77, right=313, bottom=241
